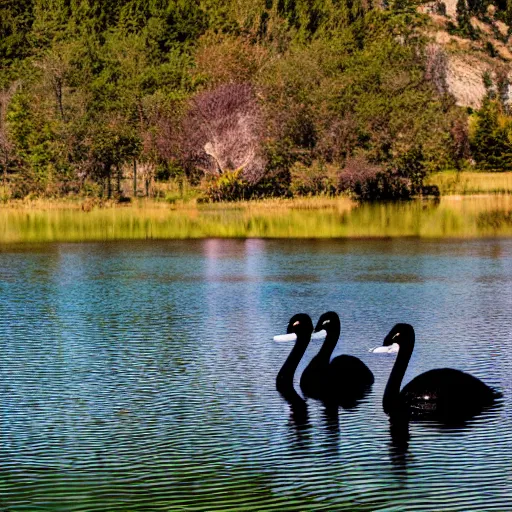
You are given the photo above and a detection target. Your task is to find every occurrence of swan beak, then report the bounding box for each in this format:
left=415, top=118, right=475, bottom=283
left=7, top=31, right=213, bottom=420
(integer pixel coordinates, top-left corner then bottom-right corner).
left=311, top=329, right=327, bottom=340
left=273, top=333, right=297, bottom=342
left=273, top=329, right=326, bottom=342
left=369, top=343, right=399, bottom=354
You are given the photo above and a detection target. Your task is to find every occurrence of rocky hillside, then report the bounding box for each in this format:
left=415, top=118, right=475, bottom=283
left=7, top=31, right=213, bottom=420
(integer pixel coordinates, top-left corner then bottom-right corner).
left=421, top=0, right=511, bottom=108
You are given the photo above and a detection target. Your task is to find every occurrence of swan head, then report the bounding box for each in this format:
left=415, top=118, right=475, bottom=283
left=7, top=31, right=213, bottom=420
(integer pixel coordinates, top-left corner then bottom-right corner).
left=286, top=313, right=314, bottom=337
left=314, top=311, right=340, bottom=339
left=274, top=313, right=322, bottom=342
left=383, top=323, right=415, bottom=348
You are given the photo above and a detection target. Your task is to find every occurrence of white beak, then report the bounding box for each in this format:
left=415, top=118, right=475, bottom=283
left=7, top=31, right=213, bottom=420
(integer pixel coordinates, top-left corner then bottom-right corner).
left=273, top=329, right=327, bottom=342
left=311, top=329, right=327, bottom=340
left=369, top=343, right=399, bottom=354
left=273, top=333, right=297, bottom=342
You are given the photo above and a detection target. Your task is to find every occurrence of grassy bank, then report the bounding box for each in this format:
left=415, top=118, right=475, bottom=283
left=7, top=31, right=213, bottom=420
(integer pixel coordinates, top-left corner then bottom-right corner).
left=3, top=195, right=512, bottom=242
left=426, top=171, right=512, bottom=195
left=2, top=171, right=512, bottom=212
left=2, top=172, right=512, bottom=243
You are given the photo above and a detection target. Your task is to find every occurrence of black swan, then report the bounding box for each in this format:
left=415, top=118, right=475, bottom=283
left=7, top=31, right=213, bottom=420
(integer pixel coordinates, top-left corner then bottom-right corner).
left=300, top=311, right=374, bottom=405
left=381, top=323, right=501, bottom=422
left=275, top=313, right=314, bottom=401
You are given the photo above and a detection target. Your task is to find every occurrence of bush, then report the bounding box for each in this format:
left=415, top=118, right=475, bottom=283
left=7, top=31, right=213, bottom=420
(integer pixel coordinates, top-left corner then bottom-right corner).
left=200, top=166, right=291, bottom=202
left=338, top=156, right=411, bottom=200
left=290, top=161, right=337, bottom=196
left=394, top=147, right=428, bottom=193
left=435, top=2, right=447, bottom=15
left=250, top=167, right=291, bottom=199
left=200, top=170, right=247, bottom=202
left=0, top=184, right=12, bottom=203
left=420, top=184, right=440, bottom=197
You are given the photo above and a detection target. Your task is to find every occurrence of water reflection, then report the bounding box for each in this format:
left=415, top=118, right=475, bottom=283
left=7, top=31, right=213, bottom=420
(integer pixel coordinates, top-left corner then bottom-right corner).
left=388, top=418, right=410, bottom=485
left=5, top=195, right=512, bottom=242
left=278, top=389, right=312, bottom=450
left=387, top=401, right=504, bottom=486
left=321, top=405, right=341, bottom=456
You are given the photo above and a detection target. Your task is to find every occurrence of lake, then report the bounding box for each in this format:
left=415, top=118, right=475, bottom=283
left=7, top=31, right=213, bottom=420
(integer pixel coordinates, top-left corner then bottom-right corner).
left=1, top=237, right=511, bottom=511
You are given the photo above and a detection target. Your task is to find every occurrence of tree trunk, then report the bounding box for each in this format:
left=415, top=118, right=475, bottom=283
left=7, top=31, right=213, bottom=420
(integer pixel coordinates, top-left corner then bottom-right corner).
left=106, top=164, right=112, bottom=199
left=133, top=160, right=137, bottom=197
left=54, top=78, right=65, bottom=121
left=2, top=147, right=7, bottom=186
left=116, top=163, right=121, bottom=196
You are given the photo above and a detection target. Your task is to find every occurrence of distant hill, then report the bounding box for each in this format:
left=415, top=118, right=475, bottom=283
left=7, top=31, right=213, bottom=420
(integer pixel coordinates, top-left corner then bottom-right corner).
left=420, top=0, right=511, bottom=107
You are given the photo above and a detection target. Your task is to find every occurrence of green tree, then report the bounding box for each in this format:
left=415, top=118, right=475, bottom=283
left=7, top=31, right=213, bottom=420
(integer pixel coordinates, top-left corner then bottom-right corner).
left=471, top=99, right=512, bottom=171
left=0, top=0, right=34, bottom=86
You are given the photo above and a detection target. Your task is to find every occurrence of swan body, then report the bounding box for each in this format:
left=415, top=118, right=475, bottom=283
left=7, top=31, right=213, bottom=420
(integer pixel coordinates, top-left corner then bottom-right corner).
left=300, top=311, right=374, bottom=405
left=382, top=323, right=501, bottom=421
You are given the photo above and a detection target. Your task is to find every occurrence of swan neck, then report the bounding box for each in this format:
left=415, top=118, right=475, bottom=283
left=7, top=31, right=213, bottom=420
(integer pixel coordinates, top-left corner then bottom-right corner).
left=276, top=333, right=310, bottom=395
left=317, top=329, right=339, bottom=361
left=383, top=341, right=414, bottom=415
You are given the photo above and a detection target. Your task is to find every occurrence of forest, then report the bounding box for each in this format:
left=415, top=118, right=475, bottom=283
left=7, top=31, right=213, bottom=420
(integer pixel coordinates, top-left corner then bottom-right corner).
left=1, top=0, right=512, bottom=202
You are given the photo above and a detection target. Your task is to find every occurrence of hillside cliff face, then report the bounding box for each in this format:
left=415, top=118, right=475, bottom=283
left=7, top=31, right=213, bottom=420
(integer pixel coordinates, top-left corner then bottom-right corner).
left=421, top=1, right=511, bottom=108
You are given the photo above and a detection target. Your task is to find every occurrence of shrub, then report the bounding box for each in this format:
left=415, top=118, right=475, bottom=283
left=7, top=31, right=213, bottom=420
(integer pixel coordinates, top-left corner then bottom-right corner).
left=200, top=166, right=291, bottom=202
left=393, top=147, right=428, bottom=193
left=250, top=167, right=291, bottom=199
left=0, top=184, right=11, bottom=203
left=200, top=169, right=247, bottom=202
left=435, top=2, right=447, bottom=15
left=338, top=156, right=411, bottom=200
left=290, top=161, right=337, bottom=196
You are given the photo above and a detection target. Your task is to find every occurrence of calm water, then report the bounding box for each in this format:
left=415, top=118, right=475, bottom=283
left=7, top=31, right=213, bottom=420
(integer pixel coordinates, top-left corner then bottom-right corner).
left=1, top=239, right=512, bottom=511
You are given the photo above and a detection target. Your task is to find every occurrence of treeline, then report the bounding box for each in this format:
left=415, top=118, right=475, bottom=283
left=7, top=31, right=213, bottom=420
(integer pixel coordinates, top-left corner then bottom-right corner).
left=0, top=0, right=510, bottom=202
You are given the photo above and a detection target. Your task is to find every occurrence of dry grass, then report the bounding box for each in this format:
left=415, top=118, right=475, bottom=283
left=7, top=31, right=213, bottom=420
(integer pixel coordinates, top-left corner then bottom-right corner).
left=0, top=194, right=354, bottom=212
left=3, top=171, right=512, bottom=214
left=427, top=171, right=512, bottom=195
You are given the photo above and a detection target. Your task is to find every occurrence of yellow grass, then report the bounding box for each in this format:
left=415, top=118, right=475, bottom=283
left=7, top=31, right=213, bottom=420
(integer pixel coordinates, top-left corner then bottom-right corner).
left=3, top=172, right=512, bottom=242
left=1, top=194, right=355, bottom=212
left=427, top=171, right=512, bottom=195
left=3, top=195, right=512, bottom=242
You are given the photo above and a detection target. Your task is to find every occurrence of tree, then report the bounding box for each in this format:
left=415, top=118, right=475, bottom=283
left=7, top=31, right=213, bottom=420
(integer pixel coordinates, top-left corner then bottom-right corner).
left=182, top=83, right=266, bottom=183
left=456, top=0, right=476, bottom=39
left=0, top=0, right=34, bottom=85
left=0, top=82, right=21, bottom=184
left=83, top=120, right=141, bottom=198
left=471, top=99, right=512, bottom=170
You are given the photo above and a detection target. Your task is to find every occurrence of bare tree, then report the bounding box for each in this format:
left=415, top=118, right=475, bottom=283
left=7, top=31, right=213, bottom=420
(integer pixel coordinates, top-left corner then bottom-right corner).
left=183, top=83, right=266, bottom=183
left=34, top=46, right=71, bottom=121
left=494, top=64, right=511, bottom=113
left=424, top=43, right=449, bottom=97
left=451, top=116, right=470, bottom=165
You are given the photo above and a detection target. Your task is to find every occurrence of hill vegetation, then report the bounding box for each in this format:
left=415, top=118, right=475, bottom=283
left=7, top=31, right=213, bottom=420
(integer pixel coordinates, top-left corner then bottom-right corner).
left=1, top=0, right=512, bottom=202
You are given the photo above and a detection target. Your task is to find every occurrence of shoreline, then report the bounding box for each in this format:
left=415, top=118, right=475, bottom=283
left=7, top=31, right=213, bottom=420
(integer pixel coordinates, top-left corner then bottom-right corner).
left=3, top=170, right=512, bottom=211
left=0, top=193, right=510, bottom=212
left=0, top=196, right=358, bottom=211
left=2, top=195, right=512, bottom=243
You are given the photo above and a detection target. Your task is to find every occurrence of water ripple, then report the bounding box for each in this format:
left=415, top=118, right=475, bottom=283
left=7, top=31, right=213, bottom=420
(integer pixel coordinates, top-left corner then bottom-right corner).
left=1, top=239, right=512, bottom=510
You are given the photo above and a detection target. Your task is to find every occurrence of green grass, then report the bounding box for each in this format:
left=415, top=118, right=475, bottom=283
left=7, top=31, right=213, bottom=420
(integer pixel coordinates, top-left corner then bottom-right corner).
left=3, top=195, right=512, bottom=242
